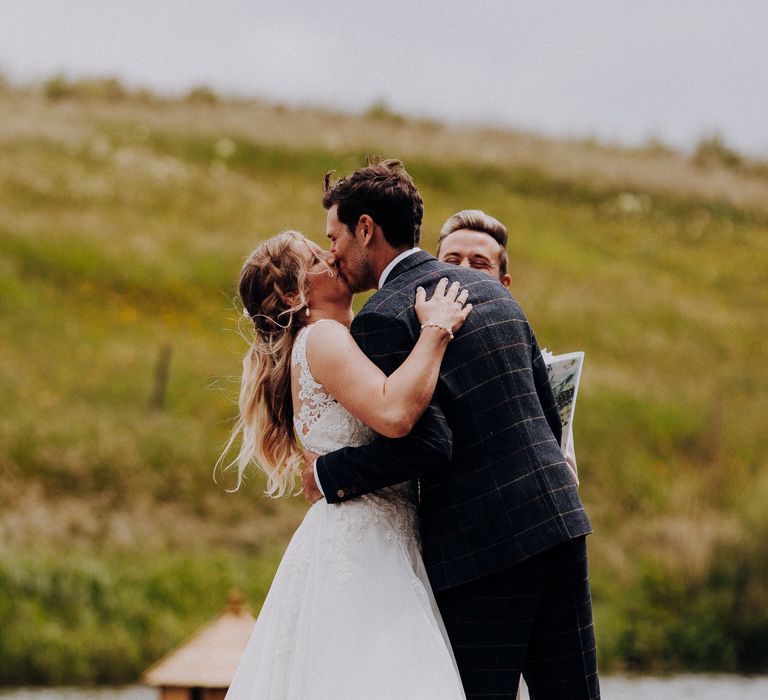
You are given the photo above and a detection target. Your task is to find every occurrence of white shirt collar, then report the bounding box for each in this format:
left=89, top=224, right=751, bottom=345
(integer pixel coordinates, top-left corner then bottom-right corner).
left=378, top=248, right=421, bottom=289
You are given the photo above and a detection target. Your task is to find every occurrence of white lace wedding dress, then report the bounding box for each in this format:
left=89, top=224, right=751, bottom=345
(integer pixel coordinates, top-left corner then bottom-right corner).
left=226, top=322, right=465, bottom=699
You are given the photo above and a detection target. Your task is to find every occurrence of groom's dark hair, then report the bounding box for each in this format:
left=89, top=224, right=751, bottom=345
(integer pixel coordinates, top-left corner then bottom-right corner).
left=322, top=158, right=423, bottom=248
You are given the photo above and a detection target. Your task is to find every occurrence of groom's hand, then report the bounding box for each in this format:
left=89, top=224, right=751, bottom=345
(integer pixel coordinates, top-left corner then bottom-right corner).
left=301, top=451, right=323, bottom=504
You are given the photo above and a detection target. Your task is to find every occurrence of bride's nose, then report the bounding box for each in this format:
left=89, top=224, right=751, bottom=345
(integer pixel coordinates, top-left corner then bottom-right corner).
left=321, top=251, right=337, bottom=276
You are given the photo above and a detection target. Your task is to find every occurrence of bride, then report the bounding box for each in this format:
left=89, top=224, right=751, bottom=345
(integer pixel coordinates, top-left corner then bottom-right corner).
left=221, top=230, right=471, bottom=699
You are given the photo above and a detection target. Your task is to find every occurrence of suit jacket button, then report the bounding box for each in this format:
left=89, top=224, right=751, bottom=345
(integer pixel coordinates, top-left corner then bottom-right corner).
left=337, top=489, right=345, bottom=498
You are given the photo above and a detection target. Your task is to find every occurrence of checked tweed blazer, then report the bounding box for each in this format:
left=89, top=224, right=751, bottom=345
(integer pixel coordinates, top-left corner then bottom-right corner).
left=316, top=251, right=592, bottom=592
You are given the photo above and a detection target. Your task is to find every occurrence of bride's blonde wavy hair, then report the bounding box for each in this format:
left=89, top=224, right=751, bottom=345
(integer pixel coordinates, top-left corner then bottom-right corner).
left=217, top=230, right=311, bottom=496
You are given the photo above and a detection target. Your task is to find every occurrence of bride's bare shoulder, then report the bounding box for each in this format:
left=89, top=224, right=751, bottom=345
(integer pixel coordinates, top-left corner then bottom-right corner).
left=306, top=318, right=350, bottom=342
left=304, top=320, right=355, bottom=370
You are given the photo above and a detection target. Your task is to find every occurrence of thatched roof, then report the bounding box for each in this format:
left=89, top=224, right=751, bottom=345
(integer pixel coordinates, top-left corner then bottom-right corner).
left=143, top=591, right=256, bottom=688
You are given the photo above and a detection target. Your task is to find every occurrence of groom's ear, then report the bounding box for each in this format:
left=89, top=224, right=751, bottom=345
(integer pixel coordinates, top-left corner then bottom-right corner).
left=356, top=214, right=376, bottom=246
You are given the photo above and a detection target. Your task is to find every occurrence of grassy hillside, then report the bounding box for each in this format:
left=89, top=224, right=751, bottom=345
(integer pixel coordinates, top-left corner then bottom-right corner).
left=1, top=81, right=767, bottom=683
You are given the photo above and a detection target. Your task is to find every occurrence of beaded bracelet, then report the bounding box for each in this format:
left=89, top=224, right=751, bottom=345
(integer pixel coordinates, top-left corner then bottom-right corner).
left=420, top=322, right=454, bottom=340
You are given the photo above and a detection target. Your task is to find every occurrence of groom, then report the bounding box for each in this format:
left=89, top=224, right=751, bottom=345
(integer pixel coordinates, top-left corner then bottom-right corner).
left=301, top=159, right=600, bottom=699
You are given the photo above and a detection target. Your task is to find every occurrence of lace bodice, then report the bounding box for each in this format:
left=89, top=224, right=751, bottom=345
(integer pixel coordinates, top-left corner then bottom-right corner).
left=291, top=321, right=413, bottom=507
left=292, top=321, right=375, bottom=454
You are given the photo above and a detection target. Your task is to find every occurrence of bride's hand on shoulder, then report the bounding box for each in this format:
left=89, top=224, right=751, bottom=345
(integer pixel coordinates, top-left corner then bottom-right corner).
left=415, top=278, right=472, bottom=339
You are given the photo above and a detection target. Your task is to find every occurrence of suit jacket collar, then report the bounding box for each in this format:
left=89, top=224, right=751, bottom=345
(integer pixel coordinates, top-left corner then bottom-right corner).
left=381, top=250, right=435, bottom=287
left=378, top=248, right=421, bottom=288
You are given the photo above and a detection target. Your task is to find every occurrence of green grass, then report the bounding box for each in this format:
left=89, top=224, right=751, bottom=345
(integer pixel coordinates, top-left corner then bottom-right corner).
left=1, top=86, right=767, bottom=682
left=0, top=547, right=284, bottom=684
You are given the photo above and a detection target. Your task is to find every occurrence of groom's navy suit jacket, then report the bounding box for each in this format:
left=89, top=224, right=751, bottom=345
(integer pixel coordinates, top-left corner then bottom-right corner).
left=316, top=251, right=592, bottom=592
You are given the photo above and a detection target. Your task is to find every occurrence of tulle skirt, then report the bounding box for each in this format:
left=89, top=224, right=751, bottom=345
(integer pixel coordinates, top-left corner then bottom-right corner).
left=226, top=495, right=466, bottom=699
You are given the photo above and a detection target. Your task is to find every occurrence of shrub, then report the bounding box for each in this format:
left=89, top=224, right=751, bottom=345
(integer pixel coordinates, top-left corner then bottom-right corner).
left=185, top=86, right=219, bottom=104
left=364, top=99, right=406, bottom=125
left=43, top=74, right=75, bottom=101
left=43, top=75, right=128, bottom=101
left=693, top=133, right=742, bottom=169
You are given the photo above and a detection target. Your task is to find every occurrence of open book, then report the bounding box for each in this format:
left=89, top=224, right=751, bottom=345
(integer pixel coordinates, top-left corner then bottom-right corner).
left=541, top=350, right=584, bottom=457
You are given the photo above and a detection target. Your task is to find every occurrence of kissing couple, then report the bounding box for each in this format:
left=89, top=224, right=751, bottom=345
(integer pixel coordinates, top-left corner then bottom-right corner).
left=222, top=159, right=600, bottom=699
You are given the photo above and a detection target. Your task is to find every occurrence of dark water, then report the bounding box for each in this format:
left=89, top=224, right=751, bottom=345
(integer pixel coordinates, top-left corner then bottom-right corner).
left=3, top=676, right=768, bottom=699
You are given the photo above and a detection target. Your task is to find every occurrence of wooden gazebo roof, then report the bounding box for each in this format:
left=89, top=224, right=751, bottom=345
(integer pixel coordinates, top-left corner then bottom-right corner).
left=143, top=591, right=256, bottom=688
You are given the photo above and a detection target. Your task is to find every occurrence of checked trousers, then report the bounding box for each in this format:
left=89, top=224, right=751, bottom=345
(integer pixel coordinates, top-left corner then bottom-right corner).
left=435, top=536, right=600, bottom=700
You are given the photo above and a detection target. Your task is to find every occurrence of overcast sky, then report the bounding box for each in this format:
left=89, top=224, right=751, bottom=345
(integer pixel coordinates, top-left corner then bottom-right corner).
left=2, top=0, right=767, bottom=156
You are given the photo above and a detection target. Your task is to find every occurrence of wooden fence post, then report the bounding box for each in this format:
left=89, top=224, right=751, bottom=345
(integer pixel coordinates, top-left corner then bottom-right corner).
left=149, top=343, right=172, bottom=411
